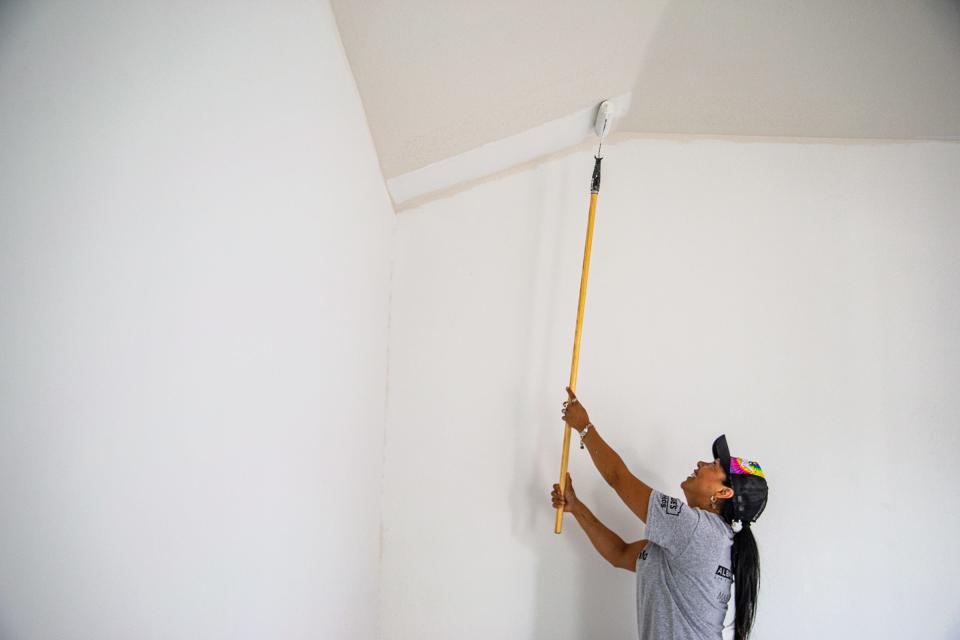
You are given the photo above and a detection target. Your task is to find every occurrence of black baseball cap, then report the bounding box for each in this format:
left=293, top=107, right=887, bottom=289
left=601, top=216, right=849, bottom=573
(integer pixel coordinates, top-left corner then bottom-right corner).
left=712, top=434, right=768, bottom=524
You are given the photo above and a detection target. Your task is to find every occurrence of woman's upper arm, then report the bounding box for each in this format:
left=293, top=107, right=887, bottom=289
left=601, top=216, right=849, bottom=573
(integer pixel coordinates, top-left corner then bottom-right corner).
left=615, top=539, right=649, bottom=572
left=610, top=464, right=653, bottom=523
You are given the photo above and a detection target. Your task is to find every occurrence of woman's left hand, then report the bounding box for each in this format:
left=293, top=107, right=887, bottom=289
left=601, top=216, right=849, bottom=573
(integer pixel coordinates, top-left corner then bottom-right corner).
left=551, top=473, right=580, bottom=514
left=561, top=386, right=590, bottom=432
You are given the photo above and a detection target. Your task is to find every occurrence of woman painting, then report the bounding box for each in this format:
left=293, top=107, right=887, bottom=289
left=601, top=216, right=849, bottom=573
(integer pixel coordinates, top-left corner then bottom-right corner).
left=551, top=387, right=768, bottom=640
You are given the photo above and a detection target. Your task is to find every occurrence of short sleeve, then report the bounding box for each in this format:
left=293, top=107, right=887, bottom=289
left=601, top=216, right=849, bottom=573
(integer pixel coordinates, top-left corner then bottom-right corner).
left=645, top=490, right=702, bottom=555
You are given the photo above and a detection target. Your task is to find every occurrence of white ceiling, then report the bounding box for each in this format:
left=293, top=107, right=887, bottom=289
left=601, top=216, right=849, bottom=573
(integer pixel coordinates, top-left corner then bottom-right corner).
left=332, top=0, right=960, bottom=184
left=331, top=0, right=664, bottom=177
left=619, top=1, right=960, bottom=140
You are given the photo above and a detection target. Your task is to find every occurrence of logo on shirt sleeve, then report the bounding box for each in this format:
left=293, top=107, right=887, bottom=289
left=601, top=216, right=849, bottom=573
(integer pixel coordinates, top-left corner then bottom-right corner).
left=659, top=495, right=683, bottom=516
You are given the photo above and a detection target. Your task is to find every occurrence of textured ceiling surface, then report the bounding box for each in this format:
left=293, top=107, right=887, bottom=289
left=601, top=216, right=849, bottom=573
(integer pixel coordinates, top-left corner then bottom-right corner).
left=332, top=0, right=960, bottom=180
left=619, top=1, right=960, bottom=141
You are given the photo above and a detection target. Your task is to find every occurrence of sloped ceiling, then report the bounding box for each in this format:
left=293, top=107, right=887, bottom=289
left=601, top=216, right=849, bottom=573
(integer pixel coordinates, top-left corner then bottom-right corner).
left=331, top=0, right=664, bottom=178
left=332, top=0, right=960, bottom=183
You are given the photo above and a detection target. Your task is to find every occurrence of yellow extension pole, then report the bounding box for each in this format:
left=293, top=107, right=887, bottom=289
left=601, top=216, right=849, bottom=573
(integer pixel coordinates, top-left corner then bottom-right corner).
left=555, top=155, right=603, bottom=534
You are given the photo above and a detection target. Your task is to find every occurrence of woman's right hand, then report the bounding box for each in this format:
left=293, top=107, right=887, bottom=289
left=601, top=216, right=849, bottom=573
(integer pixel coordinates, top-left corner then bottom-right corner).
left=551, top=473, right=580, bottom=513
left=561, top=387, right=590, bottom=432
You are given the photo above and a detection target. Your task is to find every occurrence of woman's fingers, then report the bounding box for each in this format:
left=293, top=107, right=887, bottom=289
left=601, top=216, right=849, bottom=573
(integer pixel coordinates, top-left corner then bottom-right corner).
left=550, top=474, right=576, bottom=511
left=550, top=485, right=566, bottom=505
left=560, top=389, right=584, bottom=427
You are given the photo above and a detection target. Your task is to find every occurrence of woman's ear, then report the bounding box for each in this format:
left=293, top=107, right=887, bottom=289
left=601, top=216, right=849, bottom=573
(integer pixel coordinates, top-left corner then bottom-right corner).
left=717, top=486, right=734, bottom=501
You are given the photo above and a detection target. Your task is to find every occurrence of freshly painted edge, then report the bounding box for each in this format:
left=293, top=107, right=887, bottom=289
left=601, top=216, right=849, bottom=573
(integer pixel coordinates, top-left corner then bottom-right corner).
left=392, top=132, right=959, bottom=213
left=386, top=93, right=633, bottom=206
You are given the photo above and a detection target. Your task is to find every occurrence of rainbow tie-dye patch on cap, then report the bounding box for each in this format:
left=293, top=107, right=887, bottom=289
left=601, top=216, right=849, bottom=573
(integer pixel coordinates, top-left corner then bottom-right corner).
left=730, top=457, right=765, bottom=479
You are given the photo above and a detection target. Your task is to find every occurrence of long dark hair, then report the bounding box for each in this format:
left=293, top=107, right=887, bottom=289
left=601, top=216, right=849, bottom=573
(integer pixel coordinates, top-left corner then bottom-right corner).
left=720, top=497, right=760, bottom=640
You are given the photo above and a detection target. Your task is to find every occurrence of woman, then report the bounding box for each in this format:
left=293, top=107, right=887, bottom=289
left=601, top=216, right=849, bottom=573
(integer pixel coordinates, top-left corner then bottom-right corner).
left=550, top=387, right=768, bottom=640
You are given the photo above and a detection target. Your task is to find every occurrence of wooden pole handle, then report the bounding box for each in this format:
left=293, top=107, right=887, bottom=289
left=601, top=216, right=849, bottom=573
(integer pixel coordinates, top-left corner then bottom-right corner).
left=555, top=186, right=600, bottom=534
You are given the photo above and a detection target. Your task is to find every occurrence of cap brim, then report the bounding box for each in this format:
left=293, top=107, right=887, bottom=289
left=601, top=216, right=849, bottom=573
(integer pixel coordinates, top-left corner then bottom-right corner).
left=712, top=434, right=731, bottom=479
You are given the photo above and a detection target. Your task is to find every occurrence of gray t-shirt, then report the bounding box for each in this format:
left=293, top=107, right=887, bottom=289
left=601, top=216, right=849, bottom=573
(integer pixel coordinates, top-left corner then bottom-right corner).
left=635, top=490, right=734, bottom=640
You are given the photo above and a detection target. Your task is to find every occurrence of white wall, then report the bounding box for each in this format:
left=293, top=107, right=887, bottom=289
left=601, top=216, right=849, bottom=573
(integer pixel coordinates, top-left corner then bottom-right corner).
left=0, top=2, right=393, bottom=638
left=383, top=138, right=960, bottom=638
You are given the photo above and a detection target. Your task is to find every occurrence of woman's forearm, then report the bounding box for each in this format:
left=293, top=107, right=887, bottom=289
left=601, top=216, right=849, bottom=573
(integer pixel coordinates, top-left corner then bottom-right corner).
left=562, top=390, right=626, bottom=486
left=580, top=426, right=626, bottom=486
left=570, top=500, right=628, bottom=567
